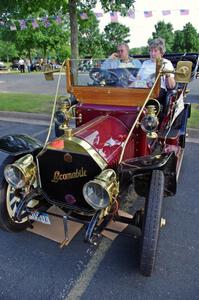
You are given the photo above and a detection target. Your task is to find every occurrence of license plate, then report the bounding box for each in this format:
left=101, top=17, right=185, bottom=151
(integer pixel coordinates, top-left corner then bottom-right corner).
left=29, top=212, right=51, bottom=225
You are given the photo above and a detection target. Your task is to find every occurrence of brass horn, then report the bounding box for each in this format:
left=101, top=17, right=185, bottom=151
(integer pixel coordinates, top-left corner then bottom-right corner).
left=175, top=61, right=193, bottom=83
left=161, top=61, right=193, bottom=83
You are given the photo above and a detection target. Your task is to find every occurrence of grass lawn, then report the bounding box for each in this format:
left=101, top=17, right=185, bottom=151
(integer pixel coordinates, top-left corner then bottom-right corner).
left=0, top=92, right=198, bottom=128
left=188, top=104, right=199, bottom=129
left=0, top=92, right=53, bottom=114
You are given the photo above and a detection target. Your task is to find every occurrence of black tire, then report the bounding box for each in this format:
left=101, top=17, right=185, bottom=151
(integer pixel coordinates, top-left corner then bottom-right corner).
left=0, top=156, right=31, bottom=232
left=140, top=170, right=164, bottom=276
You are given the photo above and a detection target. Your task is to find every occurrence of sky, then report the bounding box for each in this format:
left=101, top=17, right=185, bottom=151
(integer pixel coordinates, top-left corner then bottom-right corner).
left=94, top=0, right=199, bottom=48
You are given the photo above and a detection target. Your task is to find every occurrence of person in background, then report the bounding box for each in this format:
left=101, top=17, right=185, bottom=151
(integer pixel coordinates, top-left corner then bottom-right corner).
left=137, top=37, right=176, bottom=90
left=25, top=58, right=31, bottom=72
left=102, top=43, right=141, bottom=69
left=18, top=58, right=25, bottom=73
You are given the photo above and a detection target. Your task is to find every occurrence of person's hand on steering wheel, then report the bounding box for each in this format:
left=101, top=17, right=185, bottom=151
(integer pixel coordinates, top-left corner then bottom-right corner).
left=89, top=68, right=120, bottom=86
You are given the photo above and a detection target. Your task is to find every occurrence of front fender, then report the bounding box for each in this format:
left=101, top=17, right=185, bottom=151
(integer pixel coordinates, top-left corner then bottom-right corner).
left=119, top=152, right=177, bottom=197
left=0, top=134, right=42, bottom=156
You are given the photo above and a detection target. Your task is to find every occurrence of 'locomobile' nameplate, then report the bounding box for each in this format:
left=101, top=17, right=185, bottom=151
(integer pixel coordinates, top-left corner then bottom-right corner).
left=51, top=167, right=87, bottom=183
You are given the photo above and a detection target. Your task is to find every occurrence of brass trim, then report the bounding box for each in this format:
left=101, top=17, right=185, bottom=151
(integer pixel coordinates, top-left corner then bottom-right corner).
left=119, top=64, right=163, bottom=164
left=68, top=136, right=107, bottom=170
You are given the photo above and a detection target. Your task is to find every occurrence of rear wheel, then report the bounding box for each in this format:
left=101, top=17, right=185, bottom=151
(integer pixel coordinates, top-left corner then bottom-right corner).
left=140, top=170, right=164, bottom=276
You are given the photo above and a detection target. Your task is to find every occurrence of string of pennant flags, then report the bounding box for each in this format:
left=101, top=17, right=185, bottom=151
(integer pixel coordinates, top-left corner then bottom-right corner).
left=95, top=8, right=191, bottom=22
left=77, top=8, right=191, bottom=21
left=0, top=15, right=63, bottom=31
left=0, top=8, right=192, bottom=31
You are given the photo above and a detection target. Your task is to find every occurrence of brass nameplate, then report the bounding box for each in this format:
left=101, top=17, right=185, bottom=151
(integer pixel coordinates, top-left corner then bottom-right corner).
left=51, top=167, right=87, bottom=183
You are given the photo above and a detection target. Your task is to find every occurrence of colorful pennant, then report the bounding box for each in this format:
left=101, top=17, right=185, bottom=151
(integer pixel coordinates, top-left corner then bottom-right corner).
left=110, top=12, right=118, bottom=22
left=144, top=11, right=153, bottom=18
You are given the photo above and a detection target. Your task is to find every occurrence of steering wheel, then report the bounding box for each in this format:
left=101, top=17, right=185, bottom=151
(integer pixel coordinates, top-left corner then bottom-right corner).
left=89, top=68, right=120, bottom=86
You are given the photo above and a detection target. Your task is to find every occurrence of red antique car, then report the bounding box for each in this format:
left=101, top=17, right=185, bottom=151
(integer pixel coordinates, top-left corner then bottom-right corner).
left=0, top=53, right=198, bottom=276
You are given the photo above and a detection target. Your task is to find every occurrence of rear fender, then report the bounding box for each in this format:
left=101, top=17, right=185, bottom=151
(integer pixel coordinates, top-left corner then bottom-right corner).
left=0, top=134, right=42, bottom=156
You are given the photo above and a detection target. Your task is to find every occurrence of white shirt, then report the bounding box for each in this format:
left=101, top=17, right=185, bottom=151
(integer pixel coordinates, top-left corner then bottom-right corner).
left=137, top=58, right=174, bottom=90
left=18, top=59, right=25, bottom=65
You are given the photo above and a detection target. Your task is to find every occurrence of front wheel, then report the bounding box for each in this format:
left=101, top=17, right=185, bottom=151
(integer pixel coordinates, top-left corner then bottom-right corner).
left=140, top=170, right=164, bottom=276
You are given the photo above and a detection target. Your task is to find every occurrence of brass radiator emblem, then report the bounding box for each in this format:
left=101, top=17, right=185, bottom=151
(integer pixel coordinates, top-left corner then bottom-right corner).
left=51, top=167, right=87, bottom=183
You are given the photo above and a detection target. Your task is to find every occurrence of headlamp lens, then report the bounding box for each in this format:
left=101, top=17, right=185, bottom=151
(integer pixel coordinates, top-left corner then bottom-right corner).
left=141, top=115, right=159, bottom=133
left=55, top=111, right=66, bottom=125
left=83, top=181, right=110, bottom=210
left=4, top=165, right=25, bottom=189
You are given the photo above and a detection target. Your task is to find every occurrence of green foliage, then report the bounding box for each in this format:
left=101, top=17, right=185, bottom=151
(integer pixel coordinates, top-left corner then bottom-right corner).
left=150, top=21, right=174, bottom=53
left=102, top=22, right=130, bottom=56
left=182, top=22, right=199, bottom=52
left=100, top=0, right=135, bottom=15
left=173, top=30, right=185, bottom=53
left=78, top=11, right=105, bottom=58
left=0, top=6, right=70, bottom=61
left=130, top=46, right=148, bottom=55
left=0, top=40, right=18, bottom=61
left=149, top=20, right=199, bottom=54
left=0, top=0, right=135, bottom=60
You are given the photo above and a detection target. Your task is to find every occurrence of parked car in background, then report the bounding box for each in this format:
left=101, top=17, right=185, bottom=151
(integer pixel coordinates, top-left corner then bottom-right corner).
left=30, top=62, right=41, bottom=72
left=0, top=61, right=7, bottom=70
left=10, top=60, right=19, bottom=70
left=78, top=59, right=93, bottom=72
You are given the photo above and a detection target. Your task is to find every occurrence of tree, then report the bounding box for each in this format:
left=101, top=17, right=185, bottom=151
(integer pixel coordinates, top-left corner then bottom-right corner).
left=150, top=21, right=174, bottom=53
left=182, top=22, right=199, bottom=52
left=102, top=22, right=130, bottom=56
left=78, top=11, right=104, bottom=58
left=0, top=0, right=135, bottom=60
left=68, top=0, right=135, bottom=60
left=172, top=30, right=185, bottom=53
left=130, top=46, right=148, bottom=55
left=0, top=40, right=18, bottom=61
left=0, top=2, right=71, bottom=61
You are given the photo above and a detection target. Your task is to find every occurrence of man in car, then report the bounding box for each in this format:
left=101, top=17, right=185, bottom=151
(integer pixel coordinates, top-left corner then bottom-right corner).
left=102, top=43, right=141, bottom=69
left=18, top=58, right=25, bottom=73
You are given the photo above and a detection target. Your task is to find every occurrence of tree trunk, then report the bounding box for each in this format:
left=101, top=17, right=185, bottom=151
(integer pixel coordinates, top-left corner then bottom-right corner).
left=28, top=49, right=31, bottom=62
left=43, top=46, right=47, bottom=62
left=68, top=0, right=79, bottom=84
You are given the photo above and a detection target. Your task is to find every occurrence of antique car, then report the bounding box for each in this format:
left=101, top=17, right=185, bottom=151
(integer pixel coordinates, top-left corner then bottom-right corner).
left=0, top=53, right=198, bottom=277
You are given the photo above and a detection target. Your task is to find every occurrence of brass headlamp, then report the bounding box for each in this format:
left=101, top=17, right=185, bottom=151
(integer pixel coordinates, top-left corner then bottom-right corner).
left=55, top=97, right=82, bottom=138
left=141, top=99, right=160, bottom=139
left=4, top=154, right=36, bottom=189
left=55, top=98, right=71, bottom=127
left=83, top=169, right=119, bottom=210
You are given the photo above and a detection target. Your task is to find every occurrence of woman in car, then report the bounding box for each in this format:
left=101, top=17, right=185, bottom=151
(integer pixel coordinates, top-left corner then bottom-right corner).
left=137, top=37, right=176, bottom=90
